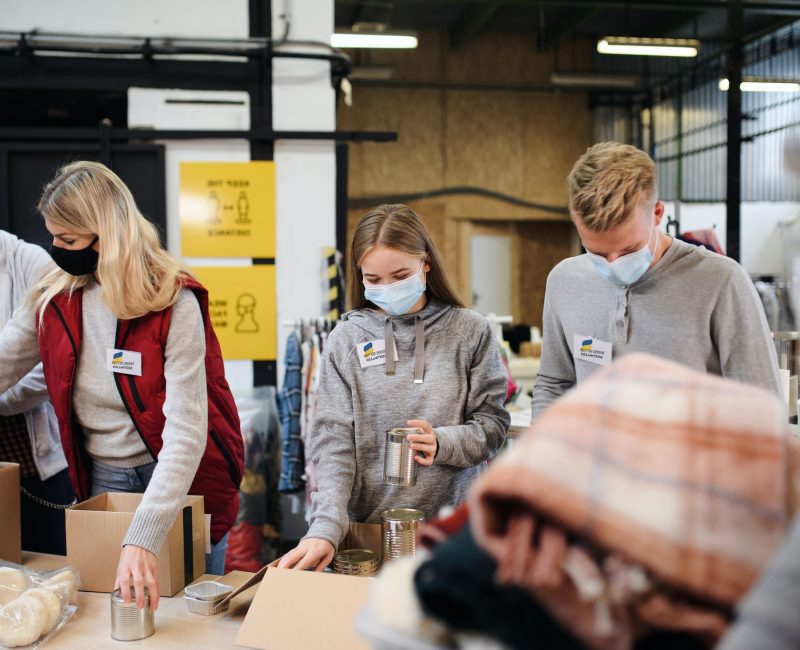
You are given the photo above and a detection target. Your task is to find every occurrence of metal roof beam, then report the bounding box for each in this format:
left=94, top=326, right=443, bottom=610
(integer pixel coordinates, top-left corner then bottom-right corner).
left=449, top=2, right=502, bottom=50
left=645, top=11, right=703, bottom=38
left=375, top=1, right=800, bottom=14
left=537, top=6, right=600, bottom=51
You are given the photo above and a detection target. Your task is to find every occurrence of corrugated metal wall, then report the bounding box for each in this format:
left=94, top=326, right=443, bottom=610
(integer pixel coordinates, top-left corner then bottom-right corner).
left=741, top=44, right=800, bottom=201
left=592, top=21, right=800, bottom=202
left=592, top=105, right=636, bottom=145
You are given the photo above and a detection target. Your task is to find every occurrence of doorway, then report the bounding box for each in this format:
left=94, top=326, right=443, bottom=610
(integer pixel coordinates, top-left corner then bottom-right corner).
left=470, top=233, right=512, bottom=316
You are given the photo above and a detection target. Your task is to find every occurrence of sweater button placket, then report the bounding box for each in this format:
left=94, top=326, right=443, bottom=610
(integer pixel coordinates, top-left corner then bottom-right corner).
left=615, top=289, right=628, bottom=341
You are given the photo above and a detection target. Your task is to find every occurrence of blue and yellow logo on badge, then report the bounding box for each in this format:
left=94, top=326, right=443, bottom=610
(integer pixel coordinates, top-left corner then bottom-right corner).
left=580, top=339, right=593, bottom=351
left=363, top=342, right=374, bottom=358
left=112, top=351, right=124, bottom=365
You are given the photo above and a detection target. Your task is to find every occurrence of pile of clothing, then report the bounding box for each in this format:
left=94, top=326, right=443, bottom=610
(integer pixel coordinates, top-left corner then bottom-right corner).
left=361, top=354, right=799, bottom=650
left=224, top=386, right=282, bottom=571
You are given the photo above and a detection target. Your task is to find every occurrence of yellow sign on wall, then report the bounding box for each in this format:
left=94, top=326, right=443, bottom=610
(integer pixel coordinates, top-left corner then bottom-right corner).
left=180, top=162, right=276, bottom=258
left=192, top=266, right=276, bottom=361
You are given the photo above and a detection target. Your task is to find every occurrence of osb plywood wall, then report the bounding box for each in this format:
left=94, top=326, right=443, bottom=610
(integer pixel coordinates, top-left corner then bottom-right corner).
left=340, top=32, right=591, bottom=328
left=346, top=206, right=576, bottom=327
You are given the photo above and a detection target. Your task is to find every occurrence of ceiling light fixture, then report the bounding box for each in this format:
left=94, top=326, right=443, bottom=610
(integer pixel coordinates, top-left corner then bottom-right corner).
left=331, top=31, right=418, bottom=49
left=597, top=36, right=699, bottom=58
left=550, top=72, right=640, bottom=89
left=719, top=77, right=800, bottom=92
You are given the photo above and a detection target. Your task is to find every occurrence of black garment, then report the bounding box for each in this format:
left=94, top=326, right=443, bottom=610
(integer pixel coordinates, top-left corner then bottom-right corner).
left=0, top=414, right=76, bottom=555
left=414, top=526, right=708, bottom=650
left=414, top=526, right=586, bottom=650
left=20, top=468, right=75, bottom=555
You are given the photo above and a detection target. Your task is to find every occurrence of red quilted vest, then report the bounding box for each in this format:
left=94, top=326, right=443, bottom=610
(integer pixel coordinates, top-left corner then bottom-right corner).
left=37, top=277, right=243, bottom=544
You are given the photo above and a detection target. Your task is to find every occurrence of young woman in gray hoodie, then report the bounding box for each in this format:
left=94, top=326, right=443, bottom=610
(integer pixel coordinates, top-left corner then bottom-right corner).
left=279, top=204, right=510, bottom=571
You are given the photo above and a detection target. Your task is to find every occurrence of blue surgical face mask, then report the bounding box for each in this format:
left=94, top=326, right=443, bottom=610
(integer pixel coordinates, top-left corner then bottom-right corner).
left=363, top=263, right=426, bottom=315
left=587, top=224, right=656, bottom=287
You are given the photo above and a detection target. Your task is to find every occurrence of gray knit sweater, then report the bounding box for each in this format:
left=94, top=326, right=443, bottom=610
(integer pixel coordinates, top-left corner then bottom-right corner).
left=719, top=514, right=800, bottom=650
left=532, top=237, right=782, bottom=422
left=304, top=299, right=510, bottom=549
left=0, top=280, right=207, bottom=555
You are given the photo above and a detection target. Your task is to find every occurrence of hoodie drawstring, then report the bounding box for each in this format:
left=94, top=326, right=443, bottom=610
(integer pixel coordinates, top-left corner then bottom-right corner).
left=414, top=316, right=425, bottom=384
left=384, top=318, right=395, bottom=376
left=383, top=315, right=425, bottom=383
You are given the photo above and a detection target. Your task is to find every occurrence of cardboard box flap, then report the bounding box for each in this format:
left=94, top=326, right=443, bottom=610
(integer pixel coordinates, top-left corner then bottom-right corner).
left=234, top=567, right=373, bottom=650
left=219, top=562, right=271, bottom=607
left=0, top=463, right=21, bottom=564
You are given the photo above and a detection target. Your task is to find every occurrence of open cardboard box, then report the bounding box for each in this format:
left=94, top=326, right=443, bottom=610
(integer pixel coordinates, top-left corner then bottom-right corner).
left=66, top=492, right=205, bottom=596
left=235, top=523, right=382, bottom=650
left=0, top=463, right=21, bottom=563
left=235, top=567, right=373, bottom=650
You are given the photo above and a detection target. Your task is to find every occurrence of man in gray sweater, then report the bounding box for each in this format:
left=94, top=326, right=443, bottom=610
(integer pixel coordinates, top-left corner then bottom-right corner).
left=532, top=142, right=781, bottom=422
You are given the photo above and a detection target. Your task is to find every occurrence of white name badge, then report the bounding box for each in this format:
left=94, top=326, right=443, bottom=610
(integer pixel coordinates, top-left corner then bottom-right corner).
left=106, top=348, right=142, bottom=376
left=356, top=338, right=399, bottom=369
left=572, top=335, right=612, bottom=367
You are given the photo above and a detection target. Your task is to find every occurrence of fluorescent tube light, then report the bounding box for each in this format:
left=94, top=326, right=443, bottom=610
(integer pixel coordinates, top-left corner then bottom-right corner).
left=331, top=32, right=418, bottom=49
left=350, top=66, right=394, bottom=81
left=550, top=72, right=639, bottom=89
left=597, top=37, right=699, bottom=58
left=719, top=78, right=800, bottom=92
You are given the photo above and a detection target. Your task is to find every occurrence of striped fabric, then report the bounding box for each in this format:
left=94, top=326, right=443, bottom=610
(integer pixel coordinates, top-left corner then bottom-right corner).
left=470, top=353, right=798, bottom=608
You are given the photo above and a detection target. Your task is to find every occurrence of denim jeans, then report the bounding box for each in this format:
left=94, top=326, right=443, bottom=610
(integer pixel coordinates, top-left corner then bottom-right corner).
left=206, top=532, right=229, bottom=575
left=90, top=459, right=157, bottom=496
left=90, top=459, right=226, bottom=574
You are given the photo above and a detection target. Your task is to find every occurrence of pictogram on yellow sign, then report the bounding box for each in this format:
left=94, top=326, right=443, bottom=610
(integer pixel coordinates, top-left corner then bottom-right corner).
left=192, top=266, right=276, bottom=361
left=180, top=162, right=276, bottom=258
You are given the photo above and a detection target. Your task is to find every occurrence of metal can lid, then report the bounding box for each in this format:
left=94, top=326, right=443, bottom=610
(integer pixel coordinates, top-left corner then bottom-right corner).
left=111, top=586, right=150, bottom=606
left=184, top=580, right=234, bottom=602
left=381, top=508, right=424, bottom=522
left=773, top=331, right=800, bottom=340
left=386, top=427, right=419, bottom=436
left=334, top=548, right=379, bottom=564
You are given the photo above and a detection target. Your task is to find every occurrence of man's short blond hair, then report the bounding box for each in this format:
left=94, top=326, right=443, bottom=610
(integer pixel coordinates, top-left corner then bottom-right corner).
left=568, top=142, right=657, bottom=232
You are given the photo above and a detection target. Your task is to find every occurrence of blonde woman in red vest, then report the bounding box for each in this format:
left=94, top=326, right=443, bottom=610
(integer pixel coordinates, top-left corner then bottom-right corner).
left=0, top=161, right=243, bottom=610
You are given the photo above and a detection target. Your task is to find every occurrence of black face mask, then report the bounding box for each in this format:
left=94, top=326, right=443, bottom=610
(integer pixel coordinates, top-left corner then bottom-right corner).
left=49, top=236, right=99, bottom=276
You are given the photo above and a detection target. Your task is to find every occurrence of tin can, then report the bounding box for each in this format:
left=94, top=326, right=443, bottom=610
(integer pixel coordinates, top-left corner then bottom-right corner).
left=383, top=428, right=418, bottom=487
left=381, top=508, right=424, bottom=562
left=110, top=587, right=155, bottom=641
left=333, top=549, right=380, bottom=577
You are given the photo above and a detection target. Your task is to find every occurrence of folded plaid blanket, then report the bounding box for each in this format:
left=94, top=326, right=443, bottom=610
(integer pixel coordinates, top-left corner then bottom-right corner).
left=470, top=353, right=798, bottom=610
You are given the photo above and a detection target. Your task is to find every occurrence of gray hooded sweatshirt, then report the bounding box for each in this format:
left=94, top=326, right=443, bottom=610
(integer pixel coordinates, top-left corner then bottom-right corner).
left=304, top=298, right=510, bottom=548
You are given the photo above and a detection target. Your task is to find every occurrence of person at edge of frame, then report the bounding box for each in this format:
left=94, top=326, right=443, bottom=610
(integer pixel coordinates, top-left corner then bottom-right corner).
left=0, top=229, right=76, bottom=555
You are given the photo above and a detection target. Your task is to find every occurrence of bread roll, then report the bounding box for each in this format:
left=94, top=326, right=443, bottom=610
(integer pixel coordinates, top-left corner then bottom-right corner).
left=23, top=587, right=61, bottom=634
left=0, top=568, right=27, bottom=606
left=0, top=595, right=47, bottom=647
left=43, top=570, right=78, bottom=606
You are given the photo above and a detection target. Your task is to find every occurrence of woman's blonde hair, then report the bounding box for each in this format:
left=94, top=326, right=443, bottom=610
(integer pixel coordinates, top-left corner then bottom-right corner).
left=347, top=204, right=463, bottom=311
left=34, top=161, right=188, bottom=323
left=568, top=142, right=657, bottom=232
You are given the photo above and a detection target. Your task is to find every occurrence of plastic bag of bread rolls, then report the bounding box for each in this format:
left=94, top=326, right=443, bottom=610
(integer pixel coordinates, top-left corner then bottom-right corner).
left=0, top=562, right=79, bottom=649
